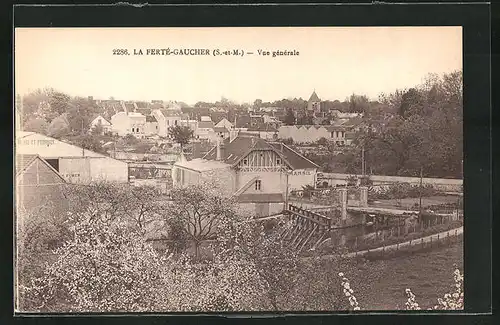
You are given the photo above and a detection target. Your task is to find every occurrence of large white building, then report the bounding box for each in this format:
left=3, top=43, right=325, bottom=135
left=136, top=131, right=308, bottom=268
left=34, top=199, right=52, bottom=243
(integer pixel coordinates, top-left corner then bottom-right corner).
left=111, top=111, right=147, bottom=138
left=152, top=109, right=188, bottom=138
left=16, top=132, right=129, bottom=183
left=172, top=135, right=319, bottom=217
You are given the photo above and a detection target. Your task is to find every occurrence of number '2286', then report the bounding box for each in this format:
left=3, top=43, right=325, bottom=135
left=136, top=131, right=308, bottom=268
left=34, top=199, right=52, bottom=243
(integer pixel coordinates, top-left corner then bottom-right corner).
left=113, top=49, right=130, bottom=55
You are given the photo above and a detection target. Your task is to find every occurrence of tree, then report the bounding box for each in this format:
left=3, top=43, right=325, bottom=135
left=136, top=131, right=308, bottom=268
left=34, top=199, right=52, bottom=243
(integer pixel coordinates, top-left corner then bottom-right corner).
left=48, top=91, right=71, bottom=116
left=399, top=88, right=425, bottom=118
left=66, top=134, right=105, bottom=154
left=165, top=183, right=237, bottom=260
left=296, top=115, right=313, bottom=125
left=316, top=137, right=328, bottom=146
left=20, top=216, right=166, bottom=312
left=123, top=134, right=139, bottom=146
left=284, top=108, right=296, bottom=125
left=67, top=97, right=99, bottom=134
left=348, top=94, right=370, bottom=114
left=23, top=117, right=49, bottom=134
left=47, top=114, right=70, bottom=138
left=253, top=99, right=263, bottom=111
left=168, top=125, right=193, bottom=148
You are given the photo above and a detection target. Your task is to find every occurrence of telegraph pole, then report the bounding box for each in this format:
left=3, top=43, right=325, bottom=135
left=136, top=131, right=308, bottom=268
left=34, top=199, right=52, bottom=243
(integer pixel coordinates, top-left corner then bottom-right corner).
left=419, top=166, right=423, bottom=214
left=284, top=168, right=290, bottom=211
left=361, top=146, right=365, bottom=177
left=81, top=119, right=85, bottom=157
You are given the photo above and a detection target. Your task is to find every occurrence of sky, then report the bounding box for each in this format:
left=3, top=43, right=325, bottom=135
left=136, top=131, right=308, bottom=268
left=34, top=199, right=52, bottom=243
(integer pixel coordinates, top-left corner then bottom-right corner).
left=14, top=27, right=462, bottom=105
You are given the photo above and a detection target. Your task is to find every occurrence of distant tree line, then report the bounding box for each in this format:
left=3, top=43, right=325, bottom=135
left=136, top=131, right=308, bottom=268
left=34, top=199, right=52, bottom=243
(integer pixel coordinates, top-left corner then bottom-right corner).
left=318, top=71, right=463, bottom=179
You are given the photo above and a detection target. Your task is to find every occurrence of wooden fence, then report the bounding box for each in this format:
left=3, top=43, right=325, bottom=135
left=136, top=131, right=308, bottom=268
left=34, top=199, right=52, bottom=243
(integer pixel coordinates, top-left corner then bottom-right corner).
left=346, top=228, right=463, bottom=259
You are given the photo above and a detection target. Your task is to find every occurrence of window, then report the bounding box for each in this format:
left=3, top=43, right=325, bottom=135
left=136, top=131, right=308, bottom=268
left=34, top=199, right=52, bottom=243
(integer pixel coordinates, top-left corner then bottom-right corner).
left=243, top=159, right=248, bottom=165
left=255, top=180, right=262, bottom=190
left=276, top=159, right=281, bottom=164
left=175, top=120, right=178, bottom=126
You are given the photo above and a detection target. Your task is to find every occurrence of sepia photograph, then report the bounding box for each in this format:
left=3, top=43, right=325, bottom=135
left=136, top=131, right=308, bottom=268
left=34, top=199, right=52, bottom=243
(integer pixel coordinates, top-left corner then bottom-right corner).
left=14, top=26, right=464, bottom=313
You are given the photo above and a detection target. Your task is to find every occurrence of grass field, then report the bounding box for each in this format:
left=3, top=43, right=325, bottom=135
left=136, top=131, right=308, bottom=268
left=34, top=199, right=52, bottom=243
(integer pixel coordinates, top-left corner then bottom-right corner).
left=345, top=242, right=463, bottom=310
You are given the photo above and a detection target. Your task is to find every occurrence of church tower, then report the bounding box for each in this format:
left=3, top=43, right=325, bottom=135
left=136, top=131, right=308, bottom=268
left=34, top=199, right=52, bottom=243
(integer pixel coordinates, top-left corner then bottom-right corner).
left=307, top=90, right=321, bottom=116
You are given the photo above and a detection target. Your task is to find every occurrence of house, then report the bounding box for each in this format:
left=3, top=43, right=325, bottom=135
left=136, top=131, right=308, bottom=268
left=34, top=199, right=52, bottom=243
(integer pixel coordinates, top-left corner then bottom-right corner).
left=262, top=115, right=283, bottom=129
left=179, top=119, right=198, bottom=133
left=152, top=109, right=187, bottom=138
left=324, top=125, right=348, bottom=145
left=16, top=154, right=68, bottom=214
left=111, top=111, right=147, bottom=138
left=16, top=132, right=129, bottom=183
left=279, top=125, right=330, bottom=143
left=172, top=135, right=319, bottom=217
left=89, top=115, right=112, bottom=134
left=144, top=115, right=159, bottom=136
left=195, top=119, right=215, bottom=140
left=207, top=127, right=230, bottom=143
left=214, top=118, right=233, bottom=129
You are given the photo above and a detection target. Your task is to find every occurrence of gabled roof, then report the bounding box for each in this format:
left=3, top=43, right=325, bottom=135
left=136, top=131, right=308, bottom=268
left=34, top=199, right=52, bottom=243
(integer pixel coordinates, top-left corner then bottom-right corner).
left=268, top=142, right=320, bottom=169
left=16, top=154, right=66, bottom=182
left=160, top=109, right=183, bottom=117
left=136, top=108, right=152, bottom=116
left=146, top=115, right=158, bottom=123
left=124, top=103, right=135, bottom=112
left=246, top=124, right=278, bottom=132
left=213, top=127, right=229, bottom=133
left=308, top=91, right=321, bottom=103
left=135, top=101, right=150, bottom=109
left=175, top=158, right=231, bottom=172
left=203, top=136, right=319, bottom=170
left=341, top=116, right=364, bottom=128
left=90, top=114, right=112, bottom=125
left=324, top=125, right=347, bottom=132
left=16, top=154, right=38, bottom=175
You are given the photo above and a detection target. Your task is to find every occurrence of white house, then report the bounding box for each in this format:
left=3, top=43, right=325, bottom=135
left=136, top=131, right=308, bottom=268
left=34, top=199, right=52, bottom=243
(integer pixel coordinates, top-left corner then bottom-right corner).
left=89, top=115, right=112, bottom=134
left=195, top=120, right=215, bottom=140
left=278, top=122, right=353, bottom=145
left=151, top=109, right=188, bottom=138
left=111, top=112, right=147, bottom=138
left=16, top=132, right=129, bottom=184
left=172, top=135, right=319, bottom=217
left=214, top=118, right=233, bottom=129
left=144, top=115, right=159, bottom=136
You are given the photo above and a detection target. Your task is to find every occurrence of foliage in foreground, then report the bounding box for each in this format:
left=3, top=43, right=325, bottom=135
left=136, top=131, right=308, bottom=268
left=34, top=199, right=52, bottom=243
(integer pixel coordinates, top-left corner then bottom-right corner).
left=338, top=268, right=464, bottom=311
left=17, top=182, right=464, bottom=312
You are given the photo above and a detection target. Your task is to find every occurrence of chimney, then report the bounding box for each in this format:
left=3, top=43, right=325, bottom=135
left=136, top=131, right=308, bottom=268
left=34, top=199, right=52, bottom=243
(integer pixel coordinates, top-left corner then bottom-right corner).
left=339, top=187, right=348, bottom=222
left=216, top=138, right=223, bottom=161
left=360, top=186, right=368, bottom=207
